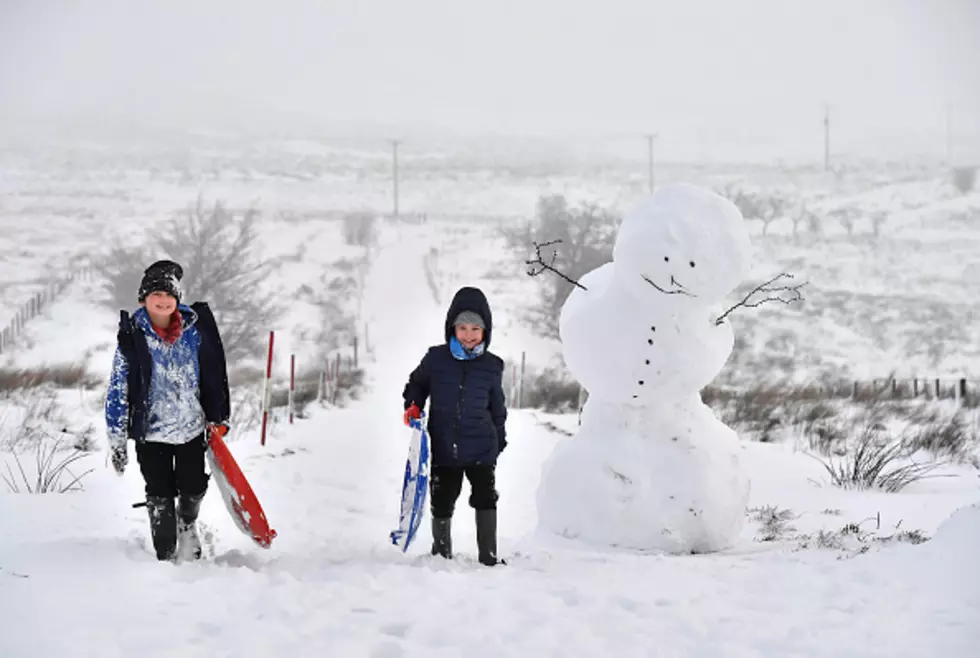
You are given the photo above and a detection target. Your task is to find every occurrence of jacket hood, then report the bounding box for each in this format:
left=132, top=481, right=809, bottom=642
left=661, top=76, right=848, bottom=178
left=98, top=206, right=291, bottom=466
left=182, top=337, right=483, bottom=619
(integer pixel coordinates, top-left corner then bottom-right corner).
left=444, top=287, right=493, bottom=349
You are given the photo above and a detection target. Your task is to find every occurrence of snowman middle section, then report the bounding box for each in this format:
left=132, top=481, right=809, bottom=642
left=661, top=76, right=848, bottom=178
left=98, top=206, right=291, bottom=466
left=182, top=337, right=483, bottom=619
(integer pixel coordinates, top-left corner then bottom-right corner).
left=559, top=262, right=735, bottom=406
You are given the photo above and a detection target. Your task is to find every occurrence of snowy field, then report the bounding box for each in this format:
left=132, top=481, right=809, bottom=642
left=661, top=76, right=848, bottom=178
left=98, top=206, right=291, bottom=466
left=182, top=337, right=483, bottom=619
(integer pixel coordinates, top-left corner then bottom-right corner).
left=2, top=228, right=979, bottom=657
left=1, top=136, right=979, bottom=656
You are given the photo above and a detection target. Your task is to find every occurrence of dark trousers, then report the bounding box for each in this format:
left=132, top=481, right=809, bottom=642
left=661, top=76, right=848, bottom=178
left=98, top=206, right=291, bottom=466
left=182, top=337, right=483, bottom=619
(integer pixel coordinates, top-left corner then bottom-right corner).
left=430, top=464, right=498, bottom=518
left=135, top=434, right=209, bottom=499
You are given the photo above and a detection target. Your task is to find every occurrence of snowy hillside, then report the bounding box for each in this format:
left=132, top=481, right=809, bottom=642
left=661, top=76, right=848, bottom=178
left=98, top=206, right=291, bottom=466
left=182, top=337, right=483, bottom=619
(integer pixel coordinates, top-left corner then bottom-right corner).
left=2, top=225, right=979, bottom=657
left=1, top=137, right=979, bottom=656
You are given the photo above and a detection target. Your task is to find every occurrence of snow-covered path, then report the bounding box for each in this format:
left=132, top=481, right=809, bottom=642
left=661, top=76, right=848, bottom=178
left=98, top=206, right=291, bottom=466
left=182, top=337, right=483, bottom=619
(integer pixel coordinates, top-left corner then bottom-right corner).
left=1, top=225, right=978, bottom=657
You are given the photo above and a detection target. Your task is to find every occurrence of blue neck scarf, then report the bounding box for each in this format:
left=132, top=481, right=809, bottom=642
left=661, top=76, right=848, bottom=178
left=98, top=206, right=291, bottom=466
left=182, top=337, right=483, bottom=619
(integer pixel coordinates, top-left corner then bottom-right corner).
left=450, top=336, right=485, bottom=361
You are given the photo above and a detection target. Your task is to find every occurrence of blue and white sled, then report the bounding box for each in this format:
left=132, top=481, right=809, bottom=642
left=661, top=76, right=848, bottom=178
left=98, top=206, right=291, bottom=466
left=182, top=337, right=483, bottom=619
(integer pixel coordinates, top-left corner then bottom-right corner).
left=390, top=414, right=431, bottom=552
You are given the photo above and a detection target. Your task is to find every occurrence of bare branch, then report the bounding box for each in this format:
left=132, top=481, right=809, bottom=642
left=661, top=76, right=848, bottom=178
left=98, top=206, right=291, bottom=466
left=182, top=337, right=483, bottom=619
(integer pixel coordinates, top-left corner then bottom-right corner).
left=715, top=273, right=807, bottom=325
left=525, top=240, right=589, bottom=291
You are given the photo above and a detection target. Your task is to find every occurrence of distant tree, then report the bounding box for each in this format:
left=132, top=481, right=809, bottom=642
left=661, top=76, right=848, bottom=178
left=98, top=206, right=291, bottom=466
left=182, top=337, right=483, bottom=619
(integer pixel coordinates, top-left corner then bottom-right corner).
left=789, top=202, right=818, bottom=244
left=870, top=211, right=887, bottom=239
left=342, top=211, right=378, bottom=247
left=521, top=195, right=620, bottom=339
left=723, top=185, right=786, bottom=237
left=828, top=207, right=857, bottom=239
left=98, top=198, right=282, bottom=361
left=952, top=166, right=977, bottom=194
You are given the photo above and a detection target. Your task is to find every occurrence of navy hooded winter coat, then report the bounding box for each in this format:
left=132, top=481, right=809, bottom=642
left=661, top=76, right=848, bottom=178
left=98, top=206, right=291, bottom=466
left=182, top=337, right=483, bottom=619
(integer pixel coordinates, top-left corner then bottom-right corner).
left=402, top=287, right=508, bottom=466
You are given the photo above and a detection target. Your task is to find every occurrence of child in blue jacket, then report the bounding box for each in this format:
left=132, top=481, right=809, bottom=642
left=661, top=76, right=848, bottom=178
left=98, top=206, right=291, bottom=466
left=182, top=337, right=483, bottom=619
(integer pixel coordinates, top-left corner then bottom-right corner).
left=105, top=260, right=230, bottom=561
left=402, top=286, right=508, bottom=566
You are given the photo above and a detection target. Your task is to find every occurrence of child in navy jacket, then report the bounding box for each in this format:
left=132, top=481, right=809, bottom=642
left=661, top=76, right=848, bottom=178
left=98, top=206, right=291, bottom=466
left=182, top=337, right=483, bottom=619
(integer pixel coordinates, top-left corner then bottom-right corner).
left=402, top=286, right=508, bottom=566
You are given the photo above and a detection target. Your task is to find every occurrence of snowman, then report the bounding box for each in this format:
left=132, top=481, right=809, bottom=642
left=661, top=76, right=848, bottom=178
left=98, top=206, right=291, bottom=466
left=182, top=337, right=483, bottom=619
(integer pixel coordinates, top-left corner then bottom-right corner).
left=536, top=183, right=753, bottom=554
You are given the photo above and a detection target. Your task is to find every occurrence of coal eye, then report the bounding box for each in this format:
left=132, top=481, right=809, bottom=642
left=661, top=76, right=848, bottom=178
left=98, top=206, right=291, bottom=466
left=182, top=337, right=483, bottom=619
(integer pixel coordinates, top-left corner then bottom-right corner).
left=664, top=256, right=669, bottom=262
left=689, top=261, right=696, bottom=268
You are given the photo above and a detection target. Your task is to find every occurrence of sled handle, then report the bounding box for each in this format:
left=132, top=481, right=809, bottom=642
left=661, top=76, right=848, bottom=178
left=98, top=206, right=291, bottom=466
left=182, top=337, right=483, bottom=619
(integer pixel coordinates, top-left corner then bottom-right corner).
left=408, top=412, right=427, bottom=431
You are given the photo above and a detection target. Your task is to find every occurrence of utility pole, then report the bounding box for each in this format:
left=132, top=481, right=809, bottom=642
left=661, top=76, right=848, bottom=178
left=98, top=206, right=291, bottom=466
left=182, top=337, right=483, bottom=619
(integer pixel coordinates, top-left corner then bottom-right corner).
left=644, top=133, right=657, bottom=192
left=389, top=139, right=401, bottom=218
left=945, top=102, right=953, bottom=166
left=823, top=105, right=830, bottom=171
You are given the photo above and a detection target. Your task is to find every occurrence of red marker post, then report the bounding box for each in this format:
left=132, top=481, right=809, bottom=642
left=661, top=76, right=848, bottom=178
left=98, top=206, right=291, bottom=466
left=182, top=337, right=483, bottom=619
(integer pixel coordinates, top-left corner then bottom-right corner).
left=260, top=331, right=274, bottom=446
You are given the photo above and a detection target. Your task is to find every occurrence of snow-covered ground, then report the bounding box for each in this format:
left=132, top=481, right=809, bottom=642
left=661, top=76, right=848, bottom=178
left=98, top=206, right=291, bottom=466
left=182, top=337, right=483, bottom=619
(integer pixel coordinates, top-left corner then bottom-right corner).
left=1, top=223, right=979, bottom=657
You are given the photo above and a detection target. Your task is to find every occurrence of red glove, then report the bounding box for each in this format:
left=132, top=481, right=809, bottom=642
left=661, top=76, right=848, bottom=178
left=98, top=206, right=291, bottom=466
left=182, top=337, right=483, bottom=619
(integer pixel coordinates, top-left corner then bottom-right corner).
left=207, top=422, right=229, bottom=444
left=403, top=403, right=421, bottom=426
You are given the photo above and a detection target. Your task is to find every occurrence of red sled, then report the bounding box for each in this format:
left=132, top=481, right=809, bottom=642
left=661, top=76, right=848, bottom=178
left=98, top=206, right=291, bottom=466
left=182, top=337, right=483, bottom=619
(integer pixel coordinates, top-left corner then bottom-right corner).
left=206, top=425, right=277, bottom=548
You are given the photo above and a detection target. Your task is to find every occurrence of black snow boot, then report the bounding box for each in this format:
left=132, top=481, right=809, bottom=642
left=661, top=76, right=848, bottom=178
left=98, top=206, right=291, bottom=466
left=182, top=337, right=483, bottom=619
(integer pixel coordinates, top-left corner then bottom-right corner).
left=177, top=491, right=206, bottom=560
left=431, top=517, right=452, bottom=559
left=476, top=509, right=502, bottom=566
left=146, top=496, right=177, bottom=561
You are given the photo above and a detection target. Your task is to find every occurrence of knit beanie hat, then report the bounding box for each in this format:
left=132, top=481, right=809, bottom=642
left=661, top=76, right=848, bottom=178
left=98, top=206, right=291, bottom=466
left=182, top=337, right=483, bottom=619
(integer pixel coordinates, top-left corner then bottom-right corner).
left=453, top=310, right=485, bottom=329
left=138, top=260, right=183, bottom=303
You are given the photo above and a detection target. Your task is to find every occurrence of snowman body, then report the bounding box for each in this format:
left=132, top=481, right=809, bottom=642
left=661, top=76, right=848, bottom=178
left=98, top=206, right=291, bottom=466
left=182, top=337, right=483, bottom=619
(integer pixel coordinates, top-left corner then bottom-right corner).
left=537, top=183, right=753, bottom=554
left=536, top=396, right=749, bottom=553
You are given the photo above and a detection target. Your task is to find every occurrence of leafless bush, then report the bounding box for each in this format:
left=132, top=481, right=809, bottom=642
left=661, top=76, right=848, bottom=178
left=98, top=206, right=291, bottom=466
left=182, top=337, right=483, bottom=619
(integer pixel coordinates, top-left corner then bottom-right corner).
left=828, top=207, right=858, bottom=239
left=789, top=205, right=818, bottom=243
left=748, top=505, right=798, bottom=542
left=342, top=211, right=378, bottom=247
left=1, top=438, right=94, bottom=494
left=515, top=365, right=584, bottom=413
left=0, top=395, right=60, bottom=451
left=0, top=364, right=100, bottom=392
left=517, top=195, right=620, bottom=338
left=423, top=247, right=440, bottom=303
left=701, top=383, right=836, bottom=443
left=97, top=197, right=282, bottom=360
left=723, top=186, right=788, bottom=237
left=795, top=517, right=929, bottom=557
left=902, top=410, right=975, bottom=460
left=952, top=166, right=977, bottom=194
left=812, top=423, right=946, bottom=492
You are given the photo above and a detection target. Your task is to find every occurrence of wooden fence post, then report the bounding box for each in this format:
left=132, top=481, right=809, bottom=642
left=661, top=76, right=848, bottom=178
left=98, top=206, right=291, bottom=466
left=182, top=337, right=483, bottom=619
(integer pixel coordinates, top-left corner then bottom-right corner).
left=518, top=351, right=526, bottom=409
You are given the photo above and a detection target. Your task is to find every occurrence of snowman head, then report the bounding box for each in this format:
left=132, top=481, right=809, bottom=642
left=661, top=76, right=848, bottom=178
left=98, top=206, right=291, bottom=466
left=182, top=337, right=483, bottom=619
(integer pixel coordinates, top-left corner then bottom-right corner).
left=612, top=183, right=752, bottom=307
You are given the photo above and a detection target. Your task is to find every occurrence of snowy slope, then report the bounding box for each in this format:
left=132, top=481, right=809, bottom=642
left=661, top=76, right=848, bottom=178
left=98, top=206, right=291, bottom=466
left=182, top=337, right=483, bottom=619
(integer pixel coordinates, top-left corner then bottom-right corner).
left=1, top=224, right=978, bottom=658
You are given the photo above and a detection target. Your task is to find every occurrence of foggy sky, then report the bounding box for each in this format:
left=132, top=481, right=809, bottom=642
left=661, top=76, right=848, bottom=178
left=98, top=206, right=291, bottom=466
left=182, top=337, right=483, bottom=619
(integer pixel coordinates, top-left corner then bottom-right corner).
left=1, top=0, right=978, bottom=161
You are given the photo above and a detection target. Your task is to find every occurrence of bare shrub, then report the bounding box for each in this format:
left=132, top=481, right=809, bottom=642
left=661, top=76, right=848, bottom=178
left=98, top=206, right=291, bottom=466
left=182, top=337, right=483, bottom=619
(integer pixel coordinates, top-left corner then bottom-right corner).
left=828, top=207, right=858, bottom=239
left=702, top=383, right=837, bottom=444
left=342, top=211, right=378, bottom=247
left=518, top=195, right=620, bottom=338
left=0, top=394, right=61, bottom=451
left=952, top=166, right=977, bottom=194
left=748, top=505, right=798, bottom=542
left=516, top=365, right=584, bottom=413
left=1, top=438, right=94, bottom=494
left=902, top=410, right=975, bottom=460
left=0, top=364, right=100, bottom=392
left=97, top=198, right=282, bottom=361
left=793, top=515, right=930, bottom=557
left=812, top=423, right=946, bottom=492
left=722, top=186, right=788, bottom=237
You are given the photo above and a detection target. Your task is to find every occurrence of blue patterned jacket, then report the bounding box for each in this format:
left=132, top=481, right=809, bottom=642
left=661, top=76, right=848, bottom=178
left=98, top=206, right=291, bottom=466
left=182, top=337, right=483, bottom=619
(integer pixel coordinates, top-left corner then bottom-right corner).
left=105, top=303, right=229, bottom=449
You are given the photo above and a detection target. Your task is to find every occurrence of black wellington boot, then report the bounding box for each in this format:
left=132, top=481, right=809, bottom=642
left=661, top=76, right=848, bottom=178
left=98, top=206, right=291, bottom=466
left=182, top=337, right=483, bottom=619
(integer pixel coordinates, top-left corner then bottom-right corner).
left=476, top=509, right=503, bottom=566
left=146, top=496, right=177, bottom=561
left=177, top=491, right=206, bottom=560
left=431, top=517, right=452, bottom=559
